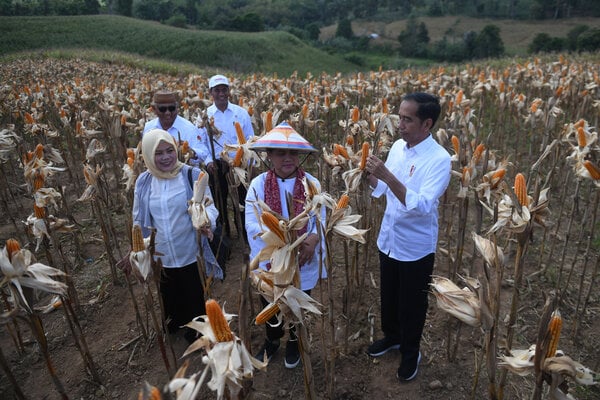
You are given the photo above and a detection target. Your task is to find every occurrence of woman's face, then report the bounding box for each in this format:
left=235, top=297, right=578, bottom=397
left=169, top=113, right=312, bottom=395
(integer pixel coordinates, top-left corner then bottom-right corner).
left=154, top=140, right=178, bottom=172
left=269, top=149, right=300, bottom=178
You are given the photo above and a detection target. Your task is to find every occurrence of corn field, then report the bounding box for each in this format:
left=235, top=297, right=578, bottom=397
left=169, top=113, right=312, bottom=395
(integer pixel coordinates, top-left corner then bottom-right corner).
left=0, top=55, right=599, bottom=400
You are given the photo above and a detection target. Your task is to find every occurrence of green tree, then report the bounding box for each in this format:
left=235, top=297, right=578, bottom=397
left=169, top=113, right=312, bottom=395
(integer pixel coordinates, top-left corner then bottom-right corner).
left=474, top=24, right=504, bottom=58
left=335, top=17, right=354, bottom=40
left=567, top=24, right=589, bottom=51
left=577, top=28, right=600, bottom=52
left=398, top=16, right=429, bottom=58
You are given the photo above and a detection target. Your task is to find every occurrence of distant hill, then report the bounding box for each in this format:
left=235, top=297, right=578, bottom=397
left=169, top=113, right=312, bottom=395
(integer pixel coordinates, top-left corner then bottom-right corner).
left=0, top=15, right=357, bottom=75
left=321, top=16, right=600, bottom=55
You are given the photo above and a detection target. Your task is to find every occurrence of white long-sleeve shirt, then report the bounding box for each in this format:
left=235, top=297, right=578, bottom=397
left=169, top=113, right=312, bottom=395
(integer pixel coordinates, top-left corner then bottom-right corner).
left=143, top=116, right=207, bottom=165
left=371, top=134, right=451, bottom=261
left=200, top=102, right=254, bottom=163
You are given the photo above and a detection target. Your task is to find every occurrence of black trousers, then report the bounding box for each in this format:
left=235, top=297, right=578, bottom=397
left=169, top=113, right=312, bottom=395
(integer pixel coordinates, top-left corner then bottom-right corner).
left=208, top=159, right=246, bottom=237
left=160, top=262, right=206, bottom=332
left=379, top=251, right=434, bottom=358
left=260, top=290, right=311, bottom=342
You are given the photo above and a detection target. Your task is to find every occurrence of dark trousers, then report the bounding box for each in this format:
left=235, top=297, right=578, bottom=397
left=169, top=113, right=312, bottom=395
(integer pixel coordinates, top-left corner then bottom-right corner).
left=260, top=290, right=311, bottom=342
left=160, top=262, right=206, bottom=332
left=208, top=159, right=246, bottom=237
left=379, top=251, right=434, bottom=357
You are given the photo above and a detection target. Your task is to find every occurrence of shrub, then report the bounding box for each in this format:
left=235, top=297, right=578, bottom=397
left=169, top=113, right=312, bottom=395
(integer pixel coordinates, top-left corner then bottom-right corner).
left=165, top=13, right=187, bottom=28
left=577, top=28, right=600, bottom=52
left=529, top=33, right=566, bottom=53
left=567, top=25, right=589, bottom=51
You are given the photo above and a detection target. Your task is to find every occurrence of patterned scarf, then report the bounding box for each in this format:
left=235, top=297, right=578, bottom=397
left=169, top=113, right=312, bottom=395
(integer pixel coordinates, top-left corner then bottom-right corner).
left=264, top=168, right=307, bottom=236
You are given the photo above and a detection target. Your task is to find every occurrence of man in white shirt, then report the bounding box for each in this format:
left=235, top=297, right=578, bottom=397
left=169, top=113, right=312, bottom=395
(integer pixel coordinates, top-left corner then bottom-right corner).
left=143, top=90, right=206, bottom=166
left=364, top=92, right=451, bottom=383
left=202, top=74, right=255, bottom=237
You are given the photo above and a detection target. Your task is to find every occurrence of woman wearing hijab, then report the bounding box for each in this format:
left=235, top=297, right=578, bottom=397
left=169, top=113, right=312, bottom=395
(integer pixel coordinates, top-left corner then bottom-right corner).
left=132, top=129, right=222, bottom=343
left=245, top=122, right=325, bottom=369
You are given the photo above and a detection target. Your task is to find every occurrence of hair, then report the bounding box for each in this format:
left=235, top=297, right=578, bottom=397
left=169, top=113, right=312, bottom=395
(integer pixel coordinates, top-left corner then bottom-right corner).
left=402, top=92, right=441, bottom=126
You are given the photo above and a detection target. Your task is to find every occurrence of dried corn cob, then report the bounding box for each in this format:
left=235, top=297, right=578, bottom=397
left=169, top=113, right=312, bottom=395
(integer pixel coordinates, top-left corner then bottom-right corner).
left=6, top=238, right=21, bottom=262
left=359, top=142, right=370, bottom=170
left=577, top=126, right=586, bottom=148
left=34, top=205, right=45, bottom=219
left=333, top=144, right=349, bottom=159
left=265, top=111, right=273, bottom=132
left=351, top=106, right=360, bottom=123
left=33, top=172, right=45, bottom=191
left=233, top=148, right=244, bottom=167
left=382, top=98, right=389, bottom=114
left=546, top=309, right=562, bottom=358
left=336, top=194, right=350, bottom=210
left=181, top=141, right=189, bottom=154
left=261, top=211, right=285, bottom=242
left=345, top=135, right=354, bottom=146
left=132, top=225, right=145, bottom=252
left=255, top=302, right=280, bottom=325
left=234, top=121, right=246, bottom=144
left=472, top=143, right=485, bottom=164
left=584, top=160, right=600, bottom=180
left=456, top=90, right=463, bottom=105
left=451, top=135, right=460, bottom=156
left=206, top=299, right=234, bottom=342
left=302, top=104, right=309, bottom=118
left=24, top=112, right=35, bottom=124
left=514, top=173, right=529, bottom=207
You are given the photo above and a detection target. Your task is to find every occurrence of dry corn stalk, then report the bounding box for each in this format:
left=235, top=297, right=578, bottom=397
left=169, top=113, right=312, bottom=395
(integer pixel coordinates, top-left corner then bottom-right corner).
left=206, top=299, right=234, bottom=342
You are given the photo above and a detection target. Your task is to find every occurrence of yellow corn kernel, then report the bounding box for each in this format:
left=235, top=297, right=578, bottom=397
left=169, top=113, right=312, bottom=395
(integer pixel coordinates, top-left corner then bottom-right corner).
left=34, top=205, right=45, bottom=219
left=333, top=144, right=349, bottom=159
left=584, top=160, right=600, bottom=180
left=336, top=194, right=350, bottom=210
left=577, top=127, right=586, bottom=148
left=451, top=135, right=460, bottom=156
left=546, top=310, right=562, bottom=358
left=255, top=302, right=280, bottom=325
left=132, top=225, right=145, bottom=252
left=514, top=173, right=529, bottom=207
left=261, top=211, right=285, bottom=242
left=232, top=148, right=244, bottom=167
left=234, top=121, right=246, bottom=144
left=359, top=142, right=369, bottom=170
left=206, top=299, right=234, bottom=342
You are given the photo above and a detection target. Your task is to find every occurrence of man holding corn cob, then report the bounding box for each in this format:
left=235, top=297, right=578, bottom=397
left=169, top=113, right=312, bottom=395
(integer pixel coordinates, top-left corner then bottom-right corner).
left=365, top=92, right=451, bottom=382
left=143, top=90, right=207, bottom=166
left=202, top=74, right=255, bottom=238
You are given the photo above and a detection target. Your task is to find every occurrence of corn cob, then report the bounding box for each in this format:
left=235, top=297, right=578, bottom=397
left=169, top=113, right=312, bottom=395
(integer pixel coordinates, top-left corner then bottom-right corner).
left=456, top=90, right=463, bottom=105
left=33, top=172, right=45, bottom=191
left=531, top=99, right=541, bottom=113
left=451, top=135, right=460, bottom=156
left=555, top=86, right=563, bottom=98
left=546, top=309, right=562, bottom=358
left=577, top=126, right=586, bottom=148
left=514, top=173, right=529, bottom=207
left=261, top=211, right=285, bottom=242
left=35, top=143, right=44, bottom=159
left=351, top=106, right=360, bottom=123
left=472, top=143, right=485, bottom=164
left=359, top=142, right=370, bottom=170
left=6, top=238, right=21, bottom=262
left=234, top=121, right=246, bottom=144
left=206, top=299, right=234, bottom=342
left=333, top=144, right=349, bottom=159
left=132, top=225, right=145, bottom=252
left=302, top=104, right=309, bottom=118
left=120, top=114, right=127, bottom=127
left=336, top=194, right=350, bottom=210
left=181, top=141, right=189, bottom=154
left=34, top=205, right=45, bottom=219
left=345, top=135, right=354, bottom=146
left=24, top=112, right=35, bottom=124
left=255, top=302, right=280, bottom=325
left=324, top=96, right=331, bottom=108
left=233, top=148, right=244, bottom=167
left=584, top=160, right=600, bottom=180
left=265, top=111, right=273, bottom=132
left=382, top=98, right=389, bottom=114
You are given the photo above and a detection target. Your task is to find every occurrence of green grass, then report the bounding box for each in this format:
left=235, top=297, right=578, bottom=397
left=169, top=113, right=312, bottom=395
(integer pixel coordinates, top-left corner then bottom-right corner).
left=0, top=15, right=358, bottom=76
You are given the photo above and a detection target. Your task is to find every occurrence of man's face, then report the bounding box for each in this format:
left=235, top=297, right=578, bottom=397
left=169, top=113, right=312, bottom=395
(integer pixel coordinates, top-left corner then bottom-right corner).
left=153, top=103, right=178, bottom=129
left=210, top=84, right=229, bottom=110
left=397, top=100, right=431, bottom=148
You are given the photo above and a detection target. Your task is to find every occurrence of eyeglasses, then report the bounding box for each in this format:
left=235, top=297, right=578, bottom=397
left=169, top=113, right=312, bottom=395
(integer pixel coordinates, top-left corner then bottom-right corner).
left=157, top=105, right=177, bottom=113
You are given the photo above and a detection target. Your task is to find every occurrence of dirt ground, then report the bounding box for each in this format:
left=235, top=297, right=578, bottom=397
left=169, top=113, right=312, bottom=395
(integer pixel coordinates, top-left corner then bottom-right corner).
left=1, top=190, right=599, bottom=400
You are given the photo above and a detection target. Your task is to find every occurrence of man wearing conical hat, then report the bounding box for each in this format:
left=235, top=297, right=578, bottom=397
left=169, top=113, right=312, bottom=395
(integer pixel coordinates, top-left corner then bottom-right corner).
left=245, top=121, right=326, bottom=369
left=143, top=90, right=207, bottom=166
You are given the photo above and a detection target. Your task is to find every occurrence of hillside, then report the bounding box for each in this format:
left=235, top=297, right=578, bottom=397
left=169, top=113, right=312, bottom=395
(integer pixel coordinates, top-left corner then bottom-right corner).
left=0, top=15, right=357, bottom=76
left=321, top=16, right=600, bottom=55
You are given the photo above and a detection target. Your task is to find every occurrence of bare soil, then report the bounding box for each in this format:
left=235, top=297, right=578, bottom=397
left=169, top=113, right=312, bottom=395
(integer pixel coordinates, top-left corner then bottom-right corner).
left=1, top=191, right=599, bottom=400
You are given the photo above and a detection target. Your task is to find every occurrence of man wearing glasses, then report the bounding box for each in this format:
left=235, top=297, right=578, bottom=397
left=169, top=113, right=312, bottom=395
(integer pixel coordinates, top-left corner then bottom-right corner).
left=143, top=90, right=206, bottom=166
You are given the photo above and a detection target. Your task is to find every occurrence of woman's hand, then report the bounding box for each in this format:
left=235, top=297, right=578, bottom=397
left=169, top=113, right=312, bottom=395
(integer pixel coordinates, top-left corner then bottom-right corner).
left=298, top=233, right=319, bottom=267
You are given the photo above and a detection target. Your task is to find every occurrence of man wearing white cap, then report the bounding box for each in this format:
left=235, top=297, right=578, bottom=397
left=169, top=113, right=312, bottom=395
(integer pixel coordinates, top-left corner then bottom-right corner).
left=143, top=90, right=207, bottom=166
left=202, top=74, right=255, bottom=237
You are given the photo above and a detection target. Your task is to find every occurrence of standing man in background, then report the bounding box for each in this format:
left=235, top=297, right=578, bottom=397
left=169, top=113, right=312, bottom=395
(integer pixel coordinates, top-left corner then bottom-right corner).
left=364, top=92, right=451, bottom=383
left=203, top=74, right=254, bottom=237
left=143, top=90, right=207, bottom=166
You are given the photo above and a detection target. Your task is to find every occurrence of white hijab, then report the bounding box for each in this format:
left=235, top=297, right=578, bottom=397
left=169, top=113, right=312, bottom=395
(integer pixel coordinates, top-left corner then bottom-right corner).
left=141, top=129, right=184, bottom=179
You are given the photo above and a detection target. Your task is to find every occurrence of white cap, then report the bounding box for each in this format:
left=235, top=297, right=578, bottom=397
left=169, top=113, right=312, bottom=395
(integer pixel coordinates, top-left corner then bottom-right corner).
left=209, top=74, right=230, bottom=89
